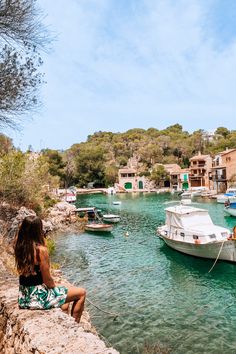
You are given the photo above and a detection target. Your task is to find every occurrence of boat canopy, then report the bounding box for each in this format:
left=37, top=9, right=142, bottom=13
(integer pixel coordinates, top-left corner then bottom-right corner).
left=165, top=206, right=213, bottom=229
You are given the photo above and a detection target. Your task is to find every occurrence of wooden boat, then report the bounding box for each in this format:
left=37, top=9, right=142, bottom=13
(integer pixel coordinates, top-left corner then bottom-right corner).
left=85, top=223, right=113, bottom=233
left=156, top=205, right=236, bottom=262
left=102, top=214, right=120, bottom=223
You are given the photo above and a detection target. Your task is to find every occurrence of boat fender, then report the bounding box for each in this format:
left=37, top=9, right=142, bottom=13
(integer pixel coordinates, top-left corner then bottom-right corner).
left=194, top=239, right=201, bottom=244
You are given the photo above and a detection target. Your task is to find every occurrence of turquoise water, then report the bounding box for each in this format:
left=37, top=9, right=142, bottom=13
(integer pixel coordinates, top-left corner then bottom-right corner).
left=53, top=193, right=236, bottom=354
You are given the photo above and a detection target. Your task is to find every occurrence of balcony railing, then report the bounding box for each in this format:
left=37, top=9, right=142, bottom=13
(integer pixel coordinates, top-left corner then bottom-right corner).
left=190, top=173, right=205, bottom=177
left=212, top=175, right=227, bottom=181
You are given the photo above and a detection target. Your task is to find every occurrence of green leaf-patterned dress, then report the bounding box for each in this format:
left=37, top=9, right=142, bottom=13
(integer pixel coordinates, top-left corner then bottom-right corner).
left=18, top=265, right=68, bottom=310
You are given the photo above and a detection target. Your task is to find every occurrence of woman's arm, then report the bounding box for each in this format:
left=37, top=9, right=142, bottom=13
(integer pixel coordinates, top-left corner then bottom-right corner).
left=38, top=246, right=56, bottom=288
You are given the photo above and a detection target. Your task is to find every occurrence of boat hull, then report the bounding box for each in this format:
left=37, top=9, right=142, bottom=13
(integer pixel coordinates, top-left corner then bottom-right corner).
left=158, top=236, right=236, bottom=262
left=102, top=215, right=120, bottom=223
left=217, top=196, right=236, bottom=204
left=224, top=207, right=236, bottom=217
left=85, top=224, right=113, bottom=232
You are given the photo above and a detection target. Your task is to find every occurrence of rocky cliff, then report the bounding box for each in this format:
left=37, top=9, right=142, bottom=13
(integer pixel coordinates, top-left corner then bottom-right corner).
left=0, top=202, right=119, bottom=354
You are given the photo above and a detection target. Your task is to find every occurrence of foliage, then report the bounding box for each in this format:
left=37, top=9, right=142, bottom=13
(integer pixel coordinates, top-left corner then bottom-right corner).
left=0, top=151, right=59, bottom=213
left=0, top=133, right=13, bottom=155
left=57, top=125, right=236, bottom=189
left=150, top=165, right=169, bottom=187
left=46, top=238, right=55, bottom=255
left=74, top=143, right=106, bottom=187
left=104, top=164, right=118, bottom=186
left=0, top=0, right=49, bottom=129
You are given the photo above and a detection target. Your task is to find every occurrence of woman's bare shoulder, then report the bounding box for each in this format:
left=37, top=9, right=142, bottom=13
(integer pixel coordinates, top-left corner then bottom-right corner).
left=37, top=245, right=49, bottom=259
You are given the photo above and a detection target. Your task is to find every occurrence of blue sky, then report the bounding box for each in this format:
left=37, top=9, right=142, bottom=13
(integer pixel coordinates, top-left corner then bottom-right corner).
left=7, top=0, right=236, bottom=151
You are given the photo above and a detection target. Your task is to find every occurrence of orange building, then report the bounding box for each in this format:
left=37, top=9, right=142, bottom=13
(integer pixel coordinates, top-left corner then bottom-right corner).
left=212, top=148, right=236, bottom=192
left=189, top=152, right=212, bottom=188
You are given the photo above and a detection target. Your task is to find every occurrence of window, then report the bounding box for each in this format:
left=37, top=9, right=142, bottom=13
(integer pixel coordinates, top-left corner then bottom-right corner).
left=226, top=157, right=231, bottom=162
left=193, top=235, right=199, bottom=240
left=180, top=232, right=185, bottom=237
left=209, top=234, right=216, bottom=239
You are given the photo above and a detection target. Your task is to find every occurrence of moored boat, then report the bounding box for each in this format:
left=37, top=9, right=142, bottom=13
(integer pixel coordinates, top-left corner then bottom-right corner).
left=180, top=191, right=192, bottom=205
left=224, top=202, right=236, bottom=217
left=157, top=205, right=236, bottom=262
left=216, top=187, right=236, bottom=204
left=102, top=214, right=120, bottom=223
left=85, top=223, right=113, bottom=233
left=76, top=207, right=101, bottom=219
left=64, top=192, right=76, bottom=203
left=113, top=201, right=121, bottom=205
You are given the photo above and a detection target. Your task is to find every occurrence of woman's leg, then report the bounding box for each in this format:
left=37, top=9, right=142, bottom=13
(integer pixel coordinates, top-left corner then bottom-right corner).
left=65, top=286, right=86, bottom=323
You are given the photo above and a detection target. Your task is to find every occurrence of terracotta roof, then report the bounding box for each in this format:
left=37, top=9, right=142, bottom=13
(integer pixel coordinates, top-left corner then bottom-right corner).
left=170, top=168, right=190, bottom=175
left=163, top=164, right=181, bottom=173
left=190, top=154, right=211, bottom=161
left=119, top=168, right=136, bottom=173
left=220, top=148, right=236, bottom=156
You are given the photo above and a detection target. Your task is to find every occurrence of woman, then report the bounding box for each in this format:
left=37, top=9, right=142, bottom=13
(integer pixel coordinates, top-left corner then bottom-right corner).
left=14, top=215, right=86, bottom=323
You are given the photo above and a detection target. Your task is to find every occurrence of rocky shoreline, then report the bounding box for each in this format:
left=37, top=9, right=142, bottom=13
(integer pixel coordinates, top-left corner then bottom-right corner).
left=0, top=201, right=119, bottom=354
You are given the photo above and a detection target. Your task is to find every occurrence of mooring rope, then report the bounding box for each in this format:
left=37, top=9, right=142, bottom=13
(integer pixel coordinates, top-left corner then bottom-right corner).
left=86, top=297, right=119, bottom=319
left=208, top=240, right=225, bottom=273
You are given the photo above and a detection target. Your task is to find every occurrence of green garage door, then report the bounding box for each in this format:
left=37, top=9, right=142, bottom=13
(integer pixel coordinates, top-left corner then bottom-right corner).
left=138, top=181, right=143, bottom=189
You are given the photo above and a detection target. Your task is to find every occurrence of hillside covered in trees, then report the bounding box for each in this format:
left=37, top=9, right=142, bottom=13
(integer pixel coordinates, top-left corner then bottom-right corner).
left=40, top=124, right=235, bottom=188
left=1, top=125, right=236, bottom=203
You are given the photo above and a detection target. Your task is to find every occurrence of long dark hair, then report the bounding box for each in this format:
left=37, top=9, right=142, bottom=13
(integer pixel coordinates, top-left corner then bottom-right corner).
left=14, top=215, right=45, bottom=275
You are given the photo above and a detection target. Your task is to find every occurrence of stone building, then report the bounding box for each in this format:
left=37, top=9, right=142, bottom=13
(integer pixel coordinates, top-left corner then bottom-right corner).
left=189, top=152, right=212, bottom=188
left=118, top=167, right=147, bottom=191
left=170, top=168, right=190, bottom=191
left=212, top=148, right=236, bottom=192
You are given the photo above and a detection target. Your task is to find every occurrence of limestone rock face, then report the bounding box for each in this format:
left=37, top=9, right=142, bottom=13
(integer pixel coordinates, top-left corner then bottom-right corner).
left=0, top=273, right=119, bottom=354
left=7, top=206, right=36, bottom=241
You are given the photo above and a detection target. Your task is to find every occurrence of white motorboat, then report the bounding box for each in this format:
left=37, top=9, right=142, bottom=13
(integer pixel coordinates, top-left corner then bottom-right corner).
left=224, top=202, right=236, bottom=217
left=85, top=223, right=113, bottom=233
left=157, top=205, right=236, bottom=262
left=180, top=191, right=192, bottom=205
left=217, top=187, right=236, bottom=204
left=191, top=187, right=208, bottom=197
left=102, top=214, right=120, bottom=223
left=64, top=192, right=76, bottom=203
left=113, top=201, right=121, bottom=205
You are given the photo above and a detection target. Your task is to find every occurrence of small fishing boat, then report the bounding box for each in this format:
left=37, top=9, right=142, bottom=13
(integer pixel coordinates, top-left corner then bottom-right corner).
left=113, top=201, right=121, bottom=205
left=85, top=223, right=113, bottom=233
left=102, top=214, right=120, bottom=223
left=180, top=191, right=192, bottom=205
left=76, top=207, right=101, bottom=219
left=224, top=202, right=236, bottom=217
left=157, top=205, right=236, bottom=262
